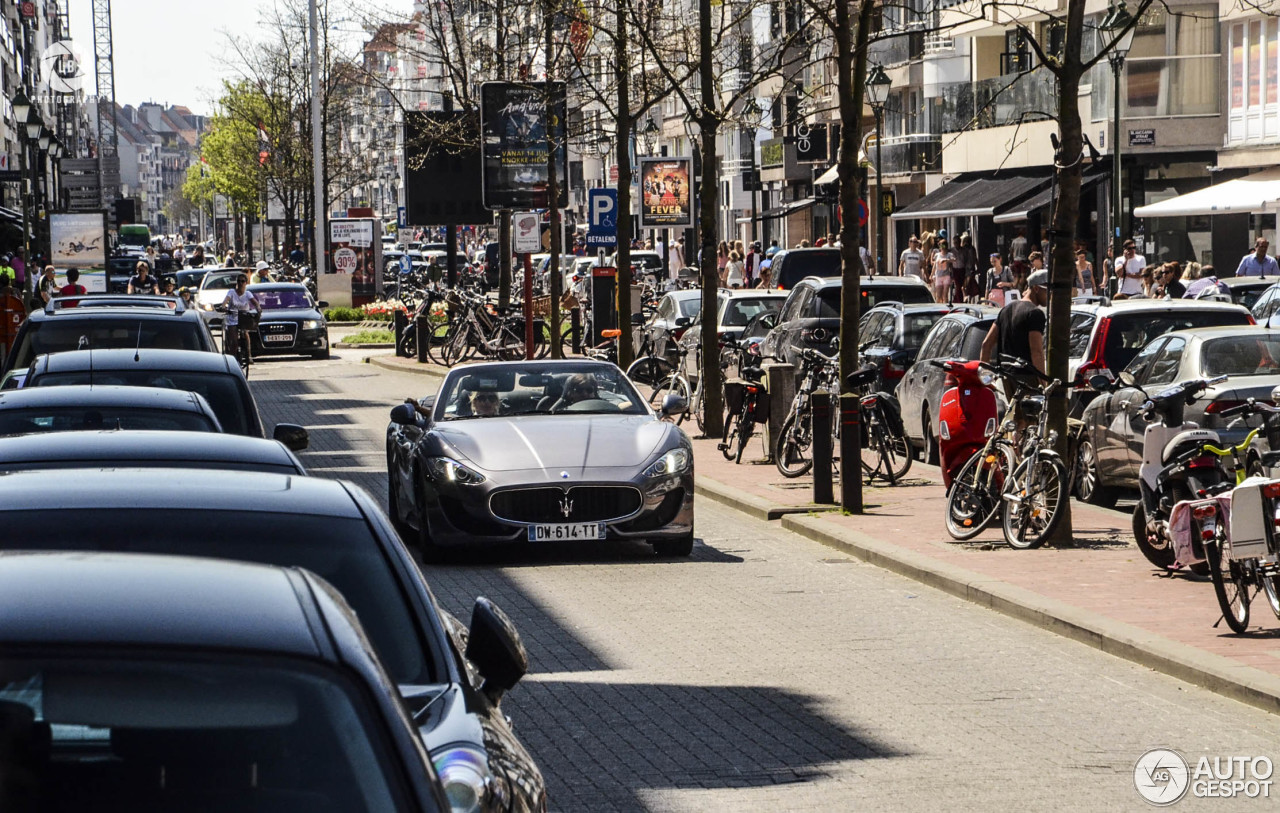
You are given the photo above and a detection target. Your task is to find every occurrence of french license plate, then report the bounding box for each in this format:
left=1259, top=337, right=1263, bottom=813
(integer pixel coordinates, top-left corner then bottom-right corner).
left=263, top=333, right=294, bottom=343
left=528, top=522, right=606, bottom=541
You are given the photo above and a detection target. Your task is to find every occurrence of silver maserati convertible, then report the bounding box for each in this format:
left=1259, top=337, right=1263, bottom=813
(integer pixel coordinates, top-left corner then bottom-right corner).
left=386, top=359, right=696, bottom=558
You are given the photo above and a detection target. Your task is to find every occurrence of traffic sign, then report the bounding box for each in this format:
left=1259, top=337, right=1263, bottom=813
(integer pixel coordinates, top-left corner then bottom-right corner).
left=399, top=253, right=412, bottom=274
left=588, top=188, right=618, bottom=249
left=397, top=206, right=407, bottom=228
left=856, top=198, right=868, bottom=227
left=514, top=211, right=541, bottom=253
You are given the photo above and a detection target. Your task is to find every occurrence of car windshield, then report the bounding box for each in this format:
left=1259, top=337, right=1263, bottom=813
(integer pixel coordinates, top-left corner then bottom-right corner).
left=203, top=273, right=241, bottom=290
left=0, top=510, right=434, bottom=684
left=255, top=290, right=313, bottom=310
left=1201, top=336, right=1280, bottom=377
left=9, top=319, right=210, bottom=371
left=31, top=371, right=253, bottom=435
left=722, top=297, right=780, bottom=327
left=1233, top=285, right=1268, bottom=310
left=0, top=657, right=409, bottom=811
left=438, top=364, right=647, bottom=419
left=1104, top=311, right=1252, bottom=373
left=0, top=407, right=217, bottom=435
left=172, top=270, right=206, bottom=288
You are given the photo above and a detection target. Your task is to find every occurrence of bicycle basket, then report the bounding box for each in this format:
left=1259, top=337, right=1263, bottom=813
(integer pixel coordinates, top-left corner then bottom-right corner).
left=237, top=312, right=258, bottom=332
left=724, top=379, right=748, bottom=414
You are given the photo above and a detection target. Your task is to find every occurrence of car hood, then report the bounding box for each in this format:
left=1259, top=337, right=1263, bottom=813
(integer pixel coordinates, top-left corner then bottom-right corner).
left=259, top=308, right=323, bottom=323
left=197, top=288, right=226, bottom=307
left=434, top=415, right=671, bottom=472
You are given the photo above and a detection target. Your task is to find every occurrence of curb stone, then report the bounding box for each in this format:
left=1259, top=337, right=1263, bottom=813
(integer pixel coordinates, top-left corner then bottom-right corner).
left=694, top=474, right=838, bottom=521
left=778, top=512, right=1280, bottom=715
left=364, top=355, right=449, bottom=380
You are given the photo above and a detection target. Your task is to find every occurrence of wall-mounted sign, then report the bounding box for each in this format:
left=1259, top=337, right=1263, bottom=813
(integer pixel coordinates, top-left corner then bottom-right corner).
left=795, top=123, right=829, bottom=163
left=639, top=157, right=693, bottom=227
left=1129, top=129, right=1156, bottom=146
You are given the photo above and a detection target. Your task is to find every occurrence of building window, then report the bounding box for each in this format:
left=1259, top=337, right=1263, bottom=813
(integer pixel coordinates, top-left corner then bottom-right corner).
left=1122, top=4, right=1218, bottom=117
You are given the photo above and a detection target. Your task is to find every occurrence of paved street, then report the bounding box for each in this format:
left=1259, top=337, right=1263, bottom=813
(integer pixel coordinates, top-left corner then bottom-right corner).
left=251, top=350, right=1280, bottom=811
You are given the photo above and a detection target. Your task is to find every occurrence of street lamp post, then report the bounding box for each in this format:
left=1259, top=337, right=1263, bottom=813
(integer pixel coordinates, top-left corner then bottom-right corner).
left=1103, top=2, right=1136, bottom=292
left=641, top=119, right=659, bottom=255
left=596, top=133, right=612, bottom=187
left=745, top=102, right=764, bottom=247
left=866, top=64, right=891, bottom=277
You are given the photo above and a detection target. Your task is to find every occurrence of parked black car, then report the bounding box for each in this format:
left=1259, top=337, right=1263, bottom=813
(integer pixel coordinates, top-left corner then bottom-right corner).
left=0, top=551, right=450, bottom=812
left=857, top=302, right=951, bottom=393
left=0, top=468, right=547, bottom=812
left=23, top=348, right=308, bottom=448
left=247, top=282, right=331, bottom=359
left=0, top=429, right=306, bottom=474
left=896, top=306, right=1000, bottom=463
left=0, top=385, right=223, bottom=436
left=2, top=296, right=216, bottom=375
left=760, top=275, right=934, bottom=366
left=768, top=247, right=842, bottom=290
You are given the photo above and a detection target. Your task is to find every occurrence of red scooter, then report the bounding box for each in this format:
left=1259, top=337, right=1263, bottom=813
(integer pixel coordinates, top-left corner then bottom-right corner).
left=928, top=359, right=999, bottom=488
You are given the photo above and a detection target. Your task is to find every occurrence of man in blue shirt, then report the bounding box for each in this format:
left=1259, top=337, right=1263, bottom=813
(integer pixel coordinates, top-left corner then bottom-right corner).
left=1236, top=238, right=1280, bottom=276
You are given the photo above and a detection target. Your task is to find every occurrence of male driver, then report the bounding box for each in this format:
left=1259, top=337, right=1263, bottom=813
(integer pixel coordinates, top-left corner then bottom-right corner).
left=1236, top=238, right=1280, bottom=277
left=1113, top=240, right=1147, bottom=298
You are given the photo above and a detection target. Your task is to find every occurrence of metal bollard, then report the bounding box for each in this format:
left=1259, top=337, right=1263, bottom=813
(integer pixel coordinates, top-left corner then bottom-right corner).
left=393, top=310, right=409, bottom=357
left=812, top=392, right=835, bottom=504
left=839, top=392, right=863, bottom=512
left=764, top=362, right=795, bottom=463
left=415, top=314, right=432, bottom=364
left=570, top=307, right=582, bottom=355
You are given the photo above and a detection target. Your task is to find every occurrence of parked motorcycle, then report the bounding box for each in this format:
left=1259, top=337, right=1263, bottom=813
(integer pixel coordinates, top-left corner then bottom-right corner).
left=930, top=359, right=999, bottom=489
left=1095, top=372, right=1230, bottom=571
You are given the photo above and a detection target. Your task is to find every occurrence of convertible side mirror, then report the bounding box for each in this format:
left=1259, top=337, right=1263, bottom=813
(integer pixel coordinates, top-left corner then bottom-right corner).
left=465, top=597, right=528, bottom=705
left=1088, top=374, right=1114, bottom=392
left=660, top=393, right=689, bottom=416
left=272, top=423, right=309, bottom=451
left=390, top=403, right=418, bottom=426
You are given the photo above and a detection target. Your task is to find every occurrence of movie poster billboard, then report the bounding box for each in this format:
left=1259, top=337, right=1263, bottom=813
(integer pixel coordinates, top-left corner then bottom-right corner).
left=640, top=157, right=693, bottom=227
left=480, top=82, right=569, bottom=210
left=49, top=212, right=108, bottom=292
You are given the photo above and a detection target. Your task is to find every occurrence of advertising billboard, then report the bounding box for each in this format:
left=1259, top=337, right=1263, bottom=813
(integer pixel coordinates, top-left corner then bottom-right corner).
left=640, top=157, right=693, bottom=227
left=480, top=82, right=569, bottom=210
left=49, top=212, right=109, bottom=292
left=403, top=111, right=489, bottom=225
left=329, top=217, right=383, bottom=305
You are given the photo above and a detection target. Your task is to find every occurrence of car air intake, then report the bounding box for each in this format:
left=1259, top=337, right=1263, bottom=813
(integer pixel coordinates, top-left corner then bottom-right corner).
left=490, top=486, right=644, bottom=524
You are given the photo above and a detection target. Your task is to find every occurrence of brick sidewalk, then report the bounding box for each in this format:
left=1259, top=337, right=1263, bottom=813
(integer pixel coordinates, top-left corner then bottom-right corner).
left=690, top=432, right=1280, bottom=703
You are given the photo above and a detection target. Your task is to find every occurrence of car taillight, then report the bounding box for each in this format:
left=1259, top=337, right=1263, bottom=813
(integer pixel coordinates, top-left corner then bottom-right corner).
left=1073, top=317, right=1111, bottom=388
left=1262, top=482, right=1280, bottom=500
left=1247, top=313, right=1258, bottom=325
left=1204, top=400, right=1245, bottom=414
left=673, top=328, right=688, bottom=341
left=883, top=356, right=905, bottom=379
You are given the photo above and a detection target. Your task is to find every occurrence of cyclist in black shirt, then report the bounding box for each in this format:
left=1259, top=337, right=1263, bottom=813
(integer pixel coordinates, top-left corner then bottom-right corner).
left=127, top=261, right=159, bottom=295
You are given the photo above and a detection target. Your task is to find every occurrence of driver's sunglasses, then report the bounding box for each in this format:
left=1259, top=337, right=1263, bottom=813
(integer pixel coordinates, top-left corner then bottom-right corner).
left=237, top=277, right=248, bottom=284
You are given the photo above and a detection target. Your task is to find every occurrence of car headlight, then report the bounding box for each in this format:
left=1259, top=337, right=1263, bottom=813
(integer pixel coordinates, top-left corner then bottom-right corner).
left=301, top=319, right=321, bottom=330
left=201, top=302, right=213, bottom=311
left=643, top=448, right=690, bottom=478
left=426, top=456, right=486, bottom=485
left=432, top=746, right=490, bottom=813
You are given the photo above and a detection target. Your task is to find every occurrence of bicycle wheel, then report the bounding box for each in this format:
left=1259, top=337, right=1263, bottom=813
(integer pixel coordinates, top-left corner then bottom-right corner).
left=774, top=410, right=814, bottom=478
left=1262, top=572, right=1280, bottom=620
left=1205, top=531, right=1251, bottom=634
left=881, top=413, right=913, bottom=480
left=440, top=323, right=472, bottom=366
left=626, top=355, right=671, bottom=388
left=944, top=444, right=1013, bottom=541
left=1001, top=453, right=1069, bottom=550
left=721, top=410, right=740, bottom=461
left=648, top=374, right=690, bottom=413
left=735, top=407, right=754, bottom=464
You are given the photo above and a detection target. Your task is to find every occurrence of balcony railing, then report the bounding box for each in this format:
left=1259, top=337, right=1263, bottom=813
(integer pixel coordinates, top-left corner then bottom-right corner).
left=868, top=29, right=924, bottom=68
left=937, top=71, right=1057, bottom=133
left=873, top=134, right=942, bottom=175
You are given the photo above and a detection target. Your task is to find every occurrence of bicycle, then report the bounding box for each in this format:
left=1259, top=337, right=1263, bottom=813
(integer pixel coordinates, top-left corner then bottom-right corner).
left=719, top=364, right=768, bottom=463
left=774, top=348, right=840, bottom=478
left=849, top=369, right=913, bottom=484
left=219, top=306, right=257, bottom=375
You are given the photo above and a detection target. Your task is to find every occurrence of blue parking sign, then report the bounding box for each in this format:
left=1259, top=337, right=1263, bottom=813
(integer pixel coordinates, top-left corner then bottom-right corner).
left=587, top=188, right=617, bottom=250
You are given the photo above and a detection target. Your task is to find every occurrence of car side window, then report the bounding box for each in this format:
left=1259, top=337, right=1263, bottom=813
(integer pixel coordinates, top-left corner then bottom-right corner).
left=916, top=320, right=950, bottom=360
left=939, top=322, right=964, bottom=357
left=1068, top=313, right=1096, bottom=358
left=791, top=287, right=814, bottom=320
left=1254, top=288, right=1277, bottom=321
left=1144, top=337, right=1186, bottom=386
left=860, top=312, right=885, bottom=344
left=1123, top=337, right=1167, bottom=384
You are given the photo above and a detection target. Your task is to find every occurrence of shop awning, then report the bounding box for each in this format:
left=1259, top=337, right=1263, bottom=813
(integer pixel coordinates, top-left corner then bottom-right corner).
left=735, top=198, right=816, bottom=224
left=1133, top=168, right=1280, bottom=217
left=992, top=169, right=1108, bottom=224
left=815, top=165, right=839, bottom=185
left=889, top=170, right=1052, bottom=220
left=0, top=207, right=21, bottom=225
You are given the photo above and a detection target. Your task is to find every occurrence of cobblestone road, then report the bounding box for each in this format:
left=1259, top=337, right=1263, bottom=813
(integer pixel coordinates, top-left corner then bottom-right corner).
left=250, top=351, right=1280, bottom=812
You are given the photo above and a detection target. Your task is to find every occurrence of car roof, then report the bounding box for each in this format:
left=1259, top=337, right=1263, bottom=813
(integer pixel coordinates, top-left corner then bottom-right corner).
left=0, top=384, right=213, bottom=412
left=247, top=282, right=310, bottom=293
left=30, top=300, right=199, bottom=322
left=0, top=467, right=361, bottom=516
left=1071, top=299, right=1250, bottom=316
left=0, top=552, right=321, bottom=656
left=1162, top=325, right=1277, bottom=341
left=0, top=430, right=299, bottom=469
left=665, top=289, right=703, bottom=301
left=866, top=302, right=951, bottom=315
left=35, top=348, right=236, bottom=375
left=799, top=275, right=930, bottom=290
left=720, top=288, right=786, bottom=299
left=1220, top=276, right=1276, bottom=287
left=777, top=247, right=841, bottom=257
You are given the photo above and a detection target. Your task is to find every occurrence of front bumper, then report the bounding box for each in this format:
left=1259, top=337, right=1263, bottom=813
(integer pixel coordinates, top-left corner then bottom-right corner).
left=252, top=326, right=329, bottom=355
left=422, top=470, right=695, bottom=548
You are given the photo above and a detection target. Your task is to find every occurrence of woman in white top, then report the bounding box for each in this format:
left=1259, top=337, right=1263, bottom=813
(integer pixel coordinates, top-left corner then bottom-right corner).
left=220, top=273, right=261, bottom=365
left=725, top=250, right=745, bottom=289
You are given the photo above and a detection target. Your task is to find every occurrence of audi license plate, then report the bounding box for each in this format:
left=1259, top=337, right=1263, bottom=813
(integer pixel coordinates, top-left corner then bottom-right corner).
left=263, top=333, right=293, bottom=343
left=528, top=522, right=606, bottom=541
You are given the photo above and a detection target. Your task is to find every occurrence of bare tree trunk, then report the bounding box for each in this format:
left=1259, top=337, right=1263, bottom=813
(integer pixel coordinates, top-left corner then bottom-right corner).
left=496, top=0, right=512, bottom=309
left=697, top=0, right=723, bottom=439
left=1044, top=0, right=1088, bottom=545
left=614, top=0, right=634, bottom=369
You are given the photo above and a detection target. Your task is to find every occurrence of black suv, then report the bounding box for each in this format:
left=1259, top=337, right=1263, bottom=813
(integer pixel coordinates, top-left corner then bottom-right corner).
left=857, top=302, right=951, bottom=393
left=2, top=296, right=217, bottom=376
left=769, top=247, right=842, bottom=290
left=760, top=275, right=934, bottom=366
